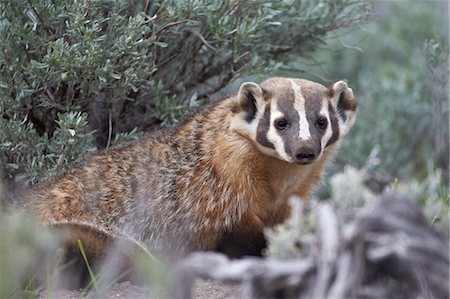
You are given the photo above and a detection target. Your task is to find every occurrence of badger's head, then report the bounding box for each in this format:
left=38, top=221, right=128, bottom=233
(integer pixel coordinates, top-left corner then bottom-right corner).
left=231, top=77, right=357, bottom=164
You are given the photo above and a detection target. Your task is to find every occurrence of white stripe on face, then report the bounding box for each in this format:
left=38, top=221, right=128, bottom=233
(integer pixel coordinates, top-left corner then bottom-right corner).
left=290, top=80, right=311, bottom=140
left=319, top=100, right=333, bottom=153
left=266, top=101, right=291, bottom=162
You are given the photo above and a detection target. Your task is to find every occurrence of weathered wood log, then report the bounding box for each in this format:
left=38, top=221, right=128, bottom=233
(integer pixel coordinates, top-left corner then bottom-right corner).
left=173, top=194, right=449, bottom=299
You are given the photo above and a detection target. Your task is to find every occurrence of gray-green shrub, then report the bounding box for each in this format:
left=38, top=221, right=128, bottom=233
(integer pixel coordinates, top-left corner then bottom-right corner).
left=0, top=0, right=373, bottom=184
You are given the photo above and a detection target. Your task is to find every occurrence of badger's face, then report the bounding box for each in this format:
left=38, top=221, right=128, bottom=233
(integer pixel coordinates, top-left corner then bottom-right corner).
left=231, top=77, right=357, bottom=164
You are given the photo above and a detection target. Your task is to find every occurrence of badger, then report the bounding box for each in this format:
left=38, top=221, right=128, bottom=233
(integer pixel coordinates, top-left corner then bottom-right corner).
left=24, top=77, right=357, bottom=261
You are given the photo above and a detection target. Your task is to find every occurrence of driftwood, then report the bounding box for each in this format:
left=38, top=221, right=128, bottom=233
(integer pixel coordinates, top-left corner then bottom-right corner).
left=174, top=194, right=449, bottom=299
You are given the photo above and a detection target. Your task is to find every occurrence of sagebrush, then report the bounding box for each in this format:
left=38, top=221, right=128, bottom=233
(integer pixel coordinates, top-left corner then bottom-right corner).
left=0, top=0, right=373, bottom=184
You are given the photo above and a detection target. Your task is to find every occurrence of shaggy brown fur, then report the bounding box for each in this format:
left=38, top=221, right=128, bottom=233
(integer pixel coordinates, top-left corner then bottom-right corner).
left=23, top=77, right=357, bottom=261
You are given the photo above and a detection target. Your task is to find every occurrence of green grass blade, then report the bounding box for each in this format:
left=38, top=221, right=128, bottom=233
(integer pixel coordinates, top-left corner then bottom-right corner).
left=392, top=178, right=399, bottom=191
left=77, top=239, right=98, bottom=290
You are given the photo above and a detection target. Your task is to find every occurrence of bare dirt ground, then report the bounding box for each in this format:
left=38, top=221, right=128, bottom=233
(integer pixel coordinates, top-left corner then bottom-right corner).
left=39, top=280, right=240, bottom=298
left=193, top=280, right=240, bottom=299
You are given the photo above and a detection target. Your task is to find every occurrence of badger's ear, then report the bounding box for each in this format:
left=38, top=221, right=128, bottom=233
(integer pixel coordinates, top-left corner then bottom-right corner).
left=329, top=80, right=358, bottom=136
left=237, top=82, right=265, bottom=123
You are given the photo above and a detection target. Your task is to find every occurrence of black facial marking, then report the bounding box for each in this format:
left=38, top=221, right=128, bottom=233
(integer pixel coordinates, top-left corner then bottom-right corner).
left=243, top=92, right=257, bottom=123
left=335, top=88, right=357, bottom=124
left=304, top=93, right=326, bottom=139
left=276, top=92, right=300, bottom=157
left=326, top=102, right=340, bottom=147
left=300, top=94, right=323, bottom=157
left=276, top=93, right=299, bottom=130
left=337, top=94, right=347, bottom=122
left=256, top=104, right=275, bottom=149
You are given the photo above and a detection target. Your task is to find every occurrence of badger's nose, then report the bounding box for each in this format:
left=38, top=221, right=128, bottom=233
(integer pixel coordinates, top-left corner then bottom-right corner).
left=295, top=148, right=317, bottom=163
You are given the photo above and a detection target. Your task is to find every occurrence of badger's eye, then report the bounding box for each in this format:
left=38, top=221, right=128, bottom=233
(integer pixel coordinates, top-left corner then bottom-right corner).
left=275, top=119, right=288, bottom=131
left=316, top=117, right=328, bottom=129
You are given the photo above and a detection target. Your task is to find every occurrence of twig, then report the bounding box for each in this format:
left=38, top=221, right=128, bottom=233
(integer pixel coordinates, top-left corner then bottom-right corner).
left=155, top=0, right=170, bottom=17
left=143, top=0, right=150, bottom=14
left=182, top=27, right=219, bottom=53
left=313, top=205, right=339, bottom=298
left=173, top=195, right=450, bottom=299
left=156, top=20, right=194, bottom=35
left=337, top=37, right=364, bottom=53
left=106, top=109, right=112, bottom=149
left=26, top=0, right=54, bottom=38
